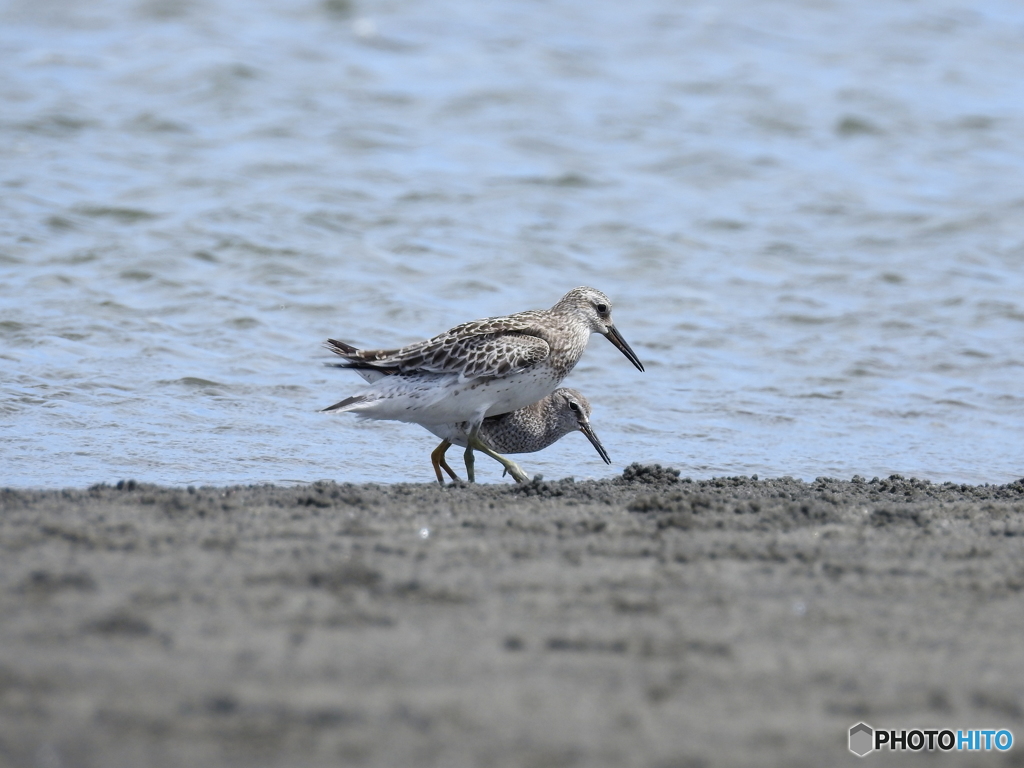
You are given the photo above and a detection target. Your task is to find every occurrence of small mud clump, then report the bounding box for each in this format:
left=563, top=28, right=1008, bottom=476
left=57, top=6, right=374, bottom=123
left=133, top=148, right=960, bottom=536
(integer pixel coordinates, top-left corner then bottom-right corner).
left=618, top=463, right=682, bottom=486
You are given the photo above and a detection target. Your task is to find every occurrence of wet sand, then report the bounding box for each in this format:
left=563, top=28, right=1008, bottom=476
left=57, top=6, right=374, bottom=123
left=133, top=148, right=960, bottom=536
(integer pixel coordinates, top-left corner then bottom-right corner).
left=2, top=465, right=1024, bottom=767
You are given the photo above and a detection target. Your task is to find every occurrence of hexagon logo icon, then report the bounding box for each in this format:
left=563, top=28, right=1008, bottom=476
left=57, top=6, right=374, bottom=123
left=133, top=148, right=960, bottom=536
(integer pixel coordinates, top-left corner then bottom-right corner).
left=849, top=722, right=874, bottom=757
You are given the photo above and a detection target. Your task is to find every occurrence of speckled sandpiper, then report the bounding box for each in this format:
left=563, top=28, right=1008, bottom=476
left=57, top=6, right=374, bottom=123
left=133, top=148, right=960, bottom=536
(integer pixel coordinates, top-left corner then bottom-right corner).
left=425, top=388, right=610, bottom=484
left=321, top=287, right=643, bottom=482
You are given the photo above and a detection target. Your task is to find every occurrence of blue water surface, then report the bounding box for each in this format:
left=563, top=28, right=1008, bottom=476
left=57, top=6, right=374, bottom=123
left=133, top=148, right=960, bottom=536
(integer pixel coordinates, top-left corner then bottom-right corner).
left=2, top=0, right=1023, bottom=486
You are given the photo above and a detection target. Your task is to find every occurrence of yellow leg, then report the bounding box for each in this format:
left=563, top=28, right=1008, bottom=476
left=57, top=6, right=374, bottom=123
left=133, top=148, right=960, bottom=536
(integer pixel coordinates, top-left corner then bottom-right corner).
left=467, top=435, right=531, bottom=484
left=430, top=440, right=460, bottom=484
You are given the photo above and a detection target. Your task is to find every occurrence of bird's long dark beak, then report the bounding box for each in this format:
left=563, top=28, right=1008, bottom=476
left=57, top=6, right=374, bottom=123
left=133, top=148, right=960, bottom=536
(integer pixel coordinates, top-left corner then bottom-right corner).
left=578, top=421, right=612, bottom=465
left=604, top=325, right=644, bottom=372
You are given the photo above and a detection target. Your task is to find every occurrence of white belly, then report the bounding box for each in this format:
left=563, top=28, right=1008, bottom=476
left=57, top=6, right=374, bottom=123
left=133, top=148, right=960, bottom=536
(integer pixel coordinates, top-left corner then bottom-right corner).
left=346, top=367, right=561, bottom=427
left=423, top=422, right=472, bottom=448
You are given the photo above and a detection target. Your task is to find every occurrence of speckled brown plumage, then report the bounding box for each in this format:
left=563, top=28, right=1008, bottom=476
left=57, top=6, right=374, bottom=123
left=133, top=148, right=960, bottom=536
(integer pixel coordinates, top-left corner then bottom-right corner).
left=321, top=287, right=643, bottom=429
left=322, top=287, right=641, bottom=483
left=480, top=390, right=596, bottom=454
left=425, top=389, right=611, bottom=484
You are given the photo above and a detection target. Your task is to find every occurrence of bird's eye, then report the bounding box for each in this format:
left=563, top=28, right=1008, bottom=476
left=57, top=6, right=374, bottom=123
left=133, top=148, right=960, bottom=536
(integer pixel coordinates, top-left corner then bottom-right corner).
left=595, top=303, right=608, bottom=314
left=569, top=402, right=581, bottom=412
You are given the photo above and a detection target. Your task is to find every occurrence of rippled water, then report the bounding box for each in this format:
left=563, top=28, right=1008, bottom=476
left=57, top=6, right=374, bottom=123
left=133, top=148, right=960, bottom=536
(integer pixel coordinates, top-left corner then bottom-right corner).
left=3, top=0, right=1024, bottom=487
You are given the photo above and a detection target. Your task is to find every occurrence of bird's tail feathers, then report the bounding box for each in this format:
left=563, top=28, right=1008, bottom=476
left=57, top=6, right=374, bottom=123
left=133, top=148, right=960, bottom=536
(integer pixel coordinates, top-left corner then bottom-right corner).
left=321, top=394, right=370, bottom=413
left=324, top=362, right=387, bottom=384
left=324, top=338, right=359, bottom=356
left=324, top=339, right=400, bottom=376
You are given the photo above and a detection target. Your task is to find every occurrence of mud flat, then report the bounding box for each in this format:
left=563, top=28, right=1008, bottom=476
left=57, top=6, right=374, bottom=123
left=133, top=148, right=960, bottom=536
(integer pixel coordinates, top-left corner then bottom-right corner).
left=2, top=466, right=1024, bottom=767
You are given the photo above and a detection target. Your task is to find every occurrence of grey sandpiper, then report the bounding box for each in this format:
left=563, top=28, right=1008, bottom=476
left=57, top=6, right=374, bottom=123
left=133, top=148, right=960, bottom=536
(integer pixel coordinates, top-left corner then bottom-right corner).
left=425, top=388, right=610, bottom=484
left=321, top=287, right=643, bottom=481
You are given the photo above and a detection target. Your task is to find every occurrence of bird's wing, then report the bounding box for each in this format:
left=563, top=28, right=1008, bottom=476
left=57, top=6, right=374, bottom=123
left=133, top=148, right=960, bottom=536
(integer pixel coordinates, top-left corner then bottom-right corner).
left=441, top=330, right=550, bottom=379
left=326, top=313, right=551, bottom=380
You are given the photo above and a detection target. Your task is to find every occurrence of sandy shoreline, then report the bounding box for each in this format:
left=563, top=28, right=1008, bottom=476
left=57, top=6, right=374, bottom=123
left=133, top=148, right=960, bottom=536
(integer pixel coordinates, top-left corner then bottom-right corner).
left=2, top=465, right=1024, bottom=767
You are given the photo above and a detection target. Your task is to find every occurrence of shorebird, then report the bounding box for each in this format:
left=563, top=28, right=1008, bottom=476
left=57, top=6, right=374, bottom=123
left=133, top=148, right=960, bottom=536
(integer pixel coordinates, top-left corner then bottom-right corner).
left=425, top=388, right=610, bottom=484
left=321, top=287, right=643, bottom=481
left=325, top=347, right=610, bottom=482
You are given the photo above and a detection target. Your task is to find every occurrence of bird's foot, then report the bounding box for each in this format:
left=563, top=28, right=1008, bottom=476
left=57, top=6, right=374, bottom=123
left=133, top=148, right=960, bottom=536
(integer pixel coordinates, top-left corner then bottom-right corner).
left=503, top=461, right=530, bottom=484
